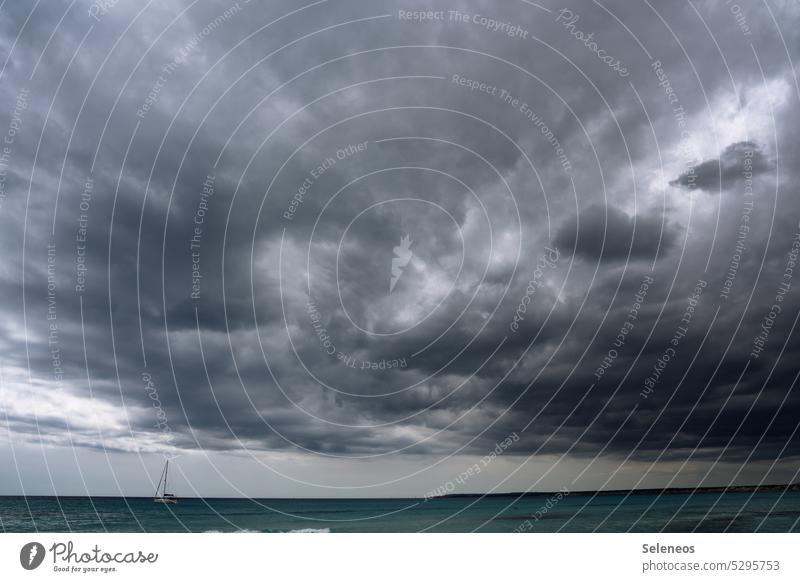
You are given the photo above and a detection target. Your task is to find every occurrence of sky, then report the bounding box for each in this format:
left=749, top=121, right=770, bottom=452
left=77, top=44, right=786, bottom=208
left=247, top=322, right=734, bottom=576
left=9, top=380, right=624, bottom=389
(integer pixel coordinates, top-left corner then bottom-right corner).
left=1, top=0, right=800, bottom=498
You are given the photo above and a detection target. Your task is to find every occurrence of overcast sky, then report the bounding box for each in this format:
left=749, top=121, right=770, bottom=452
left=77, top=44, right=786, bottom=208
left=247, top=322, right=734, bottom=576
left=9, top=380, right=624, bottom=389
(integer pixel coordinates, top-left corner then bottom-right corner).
left=1, top=0, right=800, bottom=498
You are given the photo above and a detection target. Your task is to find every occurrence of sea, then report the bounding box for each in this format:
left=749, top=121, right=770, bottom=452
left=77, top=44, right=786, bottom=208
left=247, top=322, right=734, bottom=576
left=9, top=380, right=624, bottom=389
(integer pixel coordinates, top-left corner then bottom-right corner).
left=2, top=491, right=799, bottom=532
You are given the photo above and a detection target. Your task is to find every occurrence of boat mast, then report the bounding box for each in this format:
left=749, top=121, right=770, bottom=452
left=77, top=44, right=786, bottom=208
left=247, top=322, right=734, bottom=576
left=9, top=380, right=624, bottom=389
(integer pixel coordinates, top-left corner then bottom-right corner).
left=164, top=460, right=169, bottom=494
left=155, top=462, right=166, bottom=497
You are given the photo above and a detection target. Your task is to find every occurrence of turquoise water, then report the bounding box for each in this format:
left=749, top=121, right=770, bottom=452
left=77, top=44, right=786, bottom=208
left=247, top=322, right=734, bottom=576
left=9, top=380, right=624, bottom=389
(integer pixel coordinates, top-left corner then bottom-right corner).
left=1, top=492, right=798, bottom=532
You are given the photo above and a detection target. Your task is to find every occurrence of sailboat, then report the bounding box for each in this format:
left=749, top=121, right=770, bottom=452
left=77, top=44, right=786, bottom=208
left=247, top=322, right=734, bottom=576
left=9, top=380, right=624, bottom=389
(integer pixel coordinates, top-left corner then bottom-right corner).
left=153, top=459, right=178, bottom=504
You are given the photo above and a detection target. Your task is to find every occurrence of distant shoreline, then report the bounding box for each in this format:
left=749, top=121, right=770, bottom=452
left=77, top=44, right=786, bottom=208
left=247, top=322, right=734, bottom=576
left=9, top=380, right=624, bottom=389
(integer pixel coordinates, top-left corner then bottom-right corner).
left=437, top=482, right=800, bottom=500
left=1, top=483, right=798, bottom=500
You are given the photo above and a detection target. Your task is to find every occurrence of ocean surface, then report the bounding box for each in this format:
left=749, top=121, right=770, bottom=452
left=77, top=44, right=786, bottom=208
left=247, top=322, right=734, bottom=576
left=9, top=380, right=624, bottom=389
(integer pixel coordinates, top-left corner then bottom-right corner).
left=2, top=492, right=799, bottom=532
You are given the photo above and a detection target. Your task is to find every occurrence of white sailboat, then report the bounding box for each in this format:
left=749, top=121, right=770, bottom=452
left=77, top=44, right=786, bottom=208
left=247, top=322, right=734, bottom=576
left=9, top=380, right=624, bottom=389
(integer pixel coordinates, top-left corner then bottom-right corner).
left=153, top=459, right=178, bottom=504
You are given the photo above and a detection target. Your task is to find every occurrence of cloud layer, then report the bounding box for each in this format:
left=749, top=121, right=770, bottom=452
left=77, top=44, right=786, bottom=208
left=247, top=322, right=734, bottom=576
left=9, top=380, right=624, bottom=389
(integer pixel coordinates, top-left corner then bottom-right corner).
left=1, top=0, right=800, bottom=496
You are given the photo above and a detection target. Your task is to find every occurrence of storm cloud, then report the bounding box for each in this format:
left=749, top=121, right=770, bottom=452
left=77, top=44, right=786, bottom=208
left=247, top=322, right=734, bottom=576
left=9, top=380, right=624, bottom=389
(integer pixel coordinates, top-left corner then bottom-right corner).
left=1, top=0, right=800, bottom=497
left=553, top=204, right=677, bottom=262
left=670, top=141, right=771, bottom=192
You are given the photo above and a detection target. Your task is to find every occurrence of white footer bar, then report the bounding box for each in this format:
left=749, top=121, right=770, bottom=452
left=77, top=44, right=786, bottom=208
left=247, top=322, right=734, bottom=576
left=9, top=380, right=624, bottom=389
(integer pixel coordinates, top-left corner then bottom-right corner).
left=1, top=533, right=797, bottom=581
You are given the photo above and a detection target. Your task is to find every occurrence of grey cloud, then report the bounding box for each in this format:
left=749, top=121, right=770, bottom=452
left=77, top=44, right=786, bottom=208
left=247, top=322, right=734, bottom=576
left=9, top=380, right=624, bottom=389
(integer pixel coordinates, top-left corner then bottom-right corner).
left=553, top=204, right=677, bottom=262
left=670, top=141, right=770, bottom=192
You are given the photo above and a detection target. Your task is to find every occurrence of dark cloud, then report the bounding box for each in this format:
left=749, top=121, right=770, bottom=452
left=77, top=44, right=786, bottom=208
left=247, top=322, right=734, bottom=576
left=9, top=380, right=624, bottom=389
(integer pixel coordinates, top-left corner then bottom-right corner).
left=553, top=204, right=677, bottom=262
left=670, top=141, right=770, bottom=192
